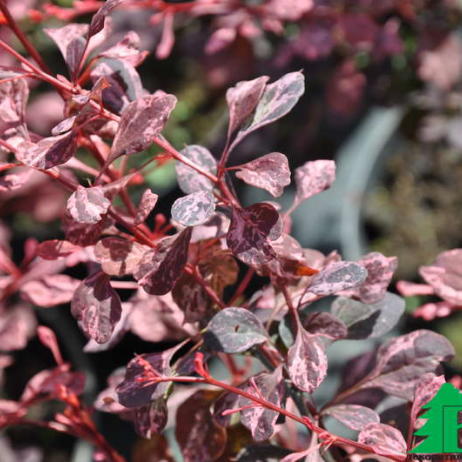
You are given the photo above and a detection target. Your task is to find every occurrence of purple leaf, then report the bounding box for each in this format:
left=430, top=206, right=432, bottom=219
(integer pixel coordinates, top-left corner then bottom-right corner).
left=20, top=275, right=80, bottom=308
left=419, top=249, right=462, bottom=305
left=71, top=272, right=122, bottom=344
left=205, top=307, right=268, bottom=353
left=134, top=227, right=192, bottom=295
left=287, top=326, right=327, bottom=393
left=294, top=160, right=336, bottom=205
left=110, top=92, right=177, bottom=161
left=66, top=185, right=111, bottom=224
left=238, top=367, right=285, bottom=441
left=89, top=0, right=123, bottom=37
left=308, top=261, right=368, bottom=296
left=346, top=252, right=398, bottom=304
left=233, top=72, right=305, bottom=148
left=37, top=240, right=81, bottom=260
left=135, top=189, right=158, bottom=225
left=175, top=390, right=227, bottom=462
left=94, top=237, right=147, bottom=276
left=322, top=404, right=380, bottom=431
left=44, top=24, right=88, bottom=78
left=235, top=152, right=291, bottom=197
left=226, top=76, right=269, bottom=136
left=303, top=312, right=347, bottom=340
left=134, top=399, right=168, bottom=438
left=360, top=330, right=454, bottom=400
left=62, top=211, right=113, bottom=246
left=226, top=203, right=281, bottom=266
left=176, top=145, right=217, bottom=194
left=116, top=345, right=180, bottom=408
left=358, top=423, right=407, bottom=456
left=171, top=191, right=216, bottom=226
left=16, top=132, right=77, bottom=169
left=331, top=292, right=404, bottom=339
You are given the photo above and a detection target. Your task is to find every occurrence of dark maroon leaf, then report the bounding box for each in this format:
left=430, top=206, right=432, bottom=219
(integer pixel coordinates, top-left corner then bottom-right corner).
left=226, top=76, right=269, bottom=136
left=303, top=312, right=347, bottom=340
left=71, top=272, right=122, bottom=344
left=171, top=191, right=216, bottom=226
left=135, top=189, right=158, bottom=225
left=235, top=153, right=291, bottom=197
left=345, top=252, right=398, bottom=304
left=20, top=275, right=80, bottom=308
left=66, top=185, right=111, bottom=224
left=116, top=344, right=181, bottom=408
left=359, top=330, right=454, bottom=400
left=16, top=132, right=77, bottom=169
left=37, top=239, right=81, bottom=260
left=110, top=92, right=177, bottom=161
left=205, top=307, right=268, bottom=353
left=294, top=160, right=336, bottom=205
left=287, top=326, right=327, bottom=393
left=134, top=228, right=192, bottom=295
left=226, top=203, right=281, bottom=266
left=322, top=404, right=379, bottom=431
left=44, top=24, right=88, bottom=77
left=308, top=261, right=368, bottom=296
left=419, top=249, right=462, bottom=305
left=232, top=72, right=305, bottom=148
left=175, top=390, right=226, bottom=462
left=176, top=145, right=217, bottom=194
left=134, top=399, right=168, bottom=438
left=331, top=292, right=404, bottom=339
left=94, top=237, right=147, bottom=276
left=89, top=0, right=123, bottom=37
left=62, top=211, right=113, bottom=246
left=212, top=391, right=240, bottom=427
left=358, top=423, right=406, bottom=456
left=238, top=367, right=285, bottom=441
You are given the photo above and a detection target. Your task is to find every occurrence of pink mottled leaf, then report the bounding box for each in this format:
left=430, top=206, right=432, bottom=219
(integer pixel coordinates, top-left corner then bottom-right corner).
left=134, top=227, right=192, bottom=295
left=235, top=152, right=291, bottom=197
left=268, top=0, right=313, bottom=21
left=308, top=261, right=368, bottom=296
left=62, top=211, right=113, bottom=246
left=287, top=326, right=327, bottom=393
left=16, top=132, right=77, bottom=169
left=205, top=307, right=267, bottom=353
left=410, top=373, right=445, bottom=426
left=396, top=281, right=434, bottom=297
left=238, top=367, right=285, bottom=441
left=134, top=399, right=168, bottom=437
left=294, top=160, right=336, bottom=205
left=110, top=92, right=177, bottom=161
left=176, top=145, right=217, bottom=194
left=71, top=272, right=122, bottom=344
left=226, top=76, right=269, bottom=136
left=94, top=237, right=147, bottom=277
left=66, top=185, right=111, bottom=224
left=44, top=24, right=88, bottom=78
left=226, top=203, right=281, bottom=266
left=135, top=189, right=158, bottom=225
left=0, top=167, right=32, bottom=192
left=176, top=390, right=226, bottom=462
left=232, top=72, right=305, bottom=148
left=171, top=191, right=216, bottom=226
left=419, top=249, right=462, bottom=305
left=99, top=31, right=148, bottom=67
left=322, top=404, right=379, bottom=431
left=360, top=330, right=454, bottom=400
left=20, top=274, right=80, bottom=307
left=0, top=304, right=36, bottom=351
left=331, top=292, right=404, bottom=339
left=358, top=423, right=406, bottom=456
left=345, top=252, right=398, bottom=304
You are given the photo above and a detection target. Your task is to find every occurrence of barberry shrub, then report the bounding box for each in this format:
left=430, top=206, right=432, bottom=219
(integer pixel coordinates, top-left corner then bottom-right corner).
left=0, top=1, right=457, bottom=461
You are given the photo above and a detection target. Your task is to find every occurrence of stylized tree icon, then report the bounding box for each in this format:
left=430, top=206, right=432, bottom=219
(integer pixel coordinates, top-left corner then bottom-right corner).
left=410, top=383, right=462, bottom=454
